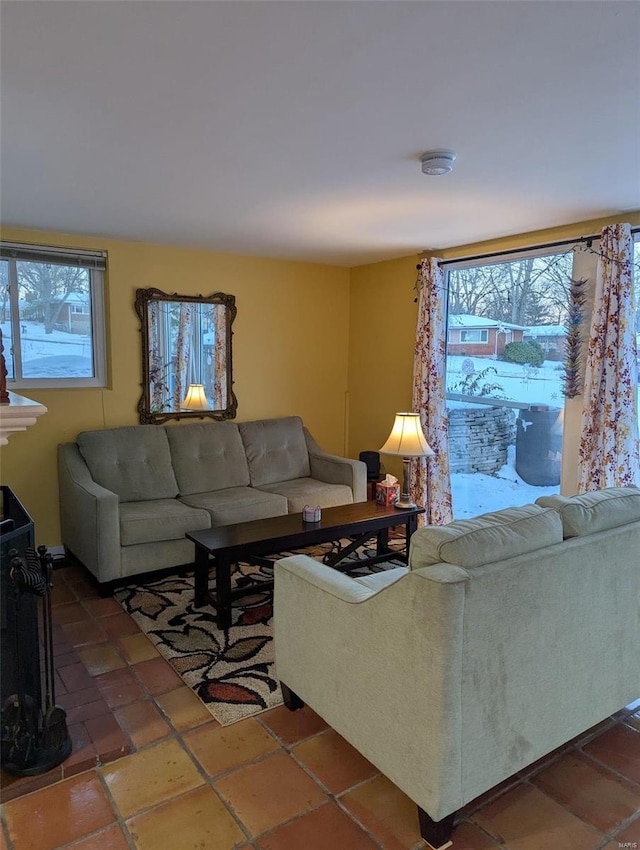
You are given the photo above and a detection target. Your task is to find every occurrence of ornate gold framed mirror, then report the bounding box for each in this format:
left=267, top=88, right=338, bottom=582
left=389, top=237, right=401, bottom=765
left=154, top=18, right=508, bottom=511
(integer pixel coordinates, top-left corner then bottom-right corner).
left=135, top=287, right=237, bottom=424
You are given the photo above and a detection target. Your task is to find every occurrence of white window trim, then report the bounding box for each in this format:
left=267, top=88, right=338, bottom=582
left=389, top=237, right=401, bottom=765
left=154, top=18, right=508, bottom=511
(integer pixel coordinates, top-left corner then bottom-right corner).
left=2, top=245, right=108, bottom=390
left=460, top=329, right=489, bottom=343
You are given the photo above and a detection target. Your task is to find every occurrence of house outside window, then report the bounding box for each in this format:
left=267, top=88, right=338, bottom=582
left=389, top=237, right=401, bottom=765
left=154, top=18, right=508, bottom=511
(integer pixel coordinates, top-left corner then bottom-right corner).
left=0, top=243, right=107, bottom=388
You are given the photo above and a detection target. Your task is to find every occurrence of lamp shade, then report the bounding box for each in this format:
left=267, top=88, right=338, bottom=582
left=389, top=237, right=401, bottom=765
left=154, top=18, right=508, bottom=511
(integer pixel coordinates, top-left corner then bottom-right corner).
left=379, top=412, right=434, bottom=458
left=181, top=384, right=209, bottom=411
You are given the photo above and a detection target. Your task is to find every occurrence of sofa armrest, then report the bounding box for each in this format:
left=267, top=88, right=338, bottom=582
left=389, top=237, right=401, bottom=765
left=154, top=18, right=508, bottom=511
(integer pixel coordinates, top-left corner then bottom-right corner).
left=303, top=428, right=367, bottom=502
left=58, top=443, right=121, bottom=584
left=275, top=554, right=405, bottom=602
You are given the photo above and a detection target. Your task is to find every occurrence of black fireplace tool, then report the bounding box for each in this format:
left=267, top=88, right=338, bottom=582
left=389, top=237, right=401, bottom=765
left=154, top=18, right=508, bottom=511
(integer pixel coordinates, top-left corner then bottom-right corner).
left=0, top=546, right=72, bottom=775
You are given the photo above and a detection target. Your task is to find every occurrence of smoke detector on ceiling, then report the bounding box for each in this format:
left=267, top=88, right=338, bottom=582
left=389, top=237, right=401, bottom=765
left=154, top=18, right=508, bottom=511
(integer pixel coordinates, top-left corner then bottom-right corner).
left=420, top=149, right=457, bottom=176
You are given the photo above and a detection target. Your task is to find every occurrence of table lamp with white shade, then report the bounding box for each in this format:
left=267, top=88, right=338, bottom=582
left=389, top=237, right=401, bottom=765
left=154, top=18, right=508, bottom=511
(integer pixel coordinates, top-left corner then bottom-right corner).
left=379, top=412, right=434, bottom=509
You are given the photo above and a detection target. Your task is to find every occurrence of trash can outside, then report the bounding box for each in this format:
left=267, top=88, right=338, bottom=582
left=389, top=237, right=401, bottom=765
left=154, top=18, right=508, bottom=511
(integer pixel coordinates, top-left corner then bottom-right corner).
left=515, top=405, right=562, bottom=486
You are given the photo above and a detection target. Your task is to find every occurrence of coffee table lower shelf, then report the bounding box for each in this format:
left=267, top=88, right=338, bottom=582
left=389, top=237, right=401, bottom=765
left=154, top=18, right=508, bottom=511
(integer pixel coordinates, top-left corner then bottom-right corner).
left=187, top=502, right=424, bottom=630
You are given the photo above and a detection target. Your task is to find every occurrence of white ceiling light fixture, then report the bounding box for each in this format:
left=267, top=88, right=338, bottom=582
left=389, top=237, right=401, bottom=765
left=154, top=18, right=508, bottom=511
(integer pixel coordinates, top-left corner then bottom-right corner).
left=420, top=149, right=457, bottom=176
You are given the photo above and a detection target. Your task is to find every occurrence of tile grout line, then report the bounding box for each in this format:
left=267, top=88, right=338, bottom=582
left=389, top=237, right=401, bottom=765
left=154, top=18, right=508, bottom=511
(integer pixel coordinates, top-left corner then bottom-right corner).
left=512, top=770, right=640, bottom=846
left=518, top=777, right=608, bottom=841
left=169, top=719, right=388, bottom=848
left=280, top=734, right=417, bottom=850
left=170, top=729, right=257, bottom=847
left=577, top=726, right=640, bottom=790
left=109, top=708, right=268, bottom=845
left=0, top=810, right=16, bottom=850
left=92, top=765, right=148, bottom=850
left=593, top=810, right=640, bottom=850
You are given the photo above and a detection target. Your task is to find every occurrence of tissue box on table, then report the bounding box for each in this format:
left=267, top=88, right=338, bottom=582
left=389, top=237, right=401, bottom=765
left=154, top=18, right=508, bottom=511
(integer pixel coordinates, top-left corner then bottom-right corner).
left=376, top=474, right=400, bottom=507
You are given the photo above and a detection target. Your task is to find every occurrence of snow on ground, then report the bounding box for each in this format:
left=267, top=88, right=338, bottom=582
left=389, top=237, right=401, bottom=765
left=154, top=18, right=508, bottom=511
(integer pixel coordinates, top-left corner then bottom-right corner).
left=451, top=445, right=559, bottom=518
left=447, top=355, right=564, bottom=515
left=446, top=354, right=565, bottom=408
left=1, top=321, right=93, bottom=377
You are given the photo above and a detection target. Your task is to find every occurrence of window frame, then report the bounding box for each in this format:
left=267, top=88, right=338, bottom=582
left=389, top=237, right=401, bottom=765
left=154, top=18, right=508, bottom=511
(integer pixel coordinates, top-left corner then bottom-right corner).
left=1, top=243, right=107, bottom=390
left=460, top=328, right=489, bottom=343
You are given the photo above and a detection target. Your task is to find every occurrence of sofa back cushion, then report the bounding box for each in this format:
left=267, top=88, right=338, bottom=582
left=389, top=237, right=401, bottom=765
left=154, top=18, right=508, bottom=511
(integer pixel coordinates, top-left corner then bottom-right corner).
left=410, top=503, right=563, bottom=569
left=239, top=416, right=311, bottom=487
left=536, top=486, right=640, bottom=538
left=166, top=422, right=250, bottom=495
left=77, top=426, right=178, bottom=502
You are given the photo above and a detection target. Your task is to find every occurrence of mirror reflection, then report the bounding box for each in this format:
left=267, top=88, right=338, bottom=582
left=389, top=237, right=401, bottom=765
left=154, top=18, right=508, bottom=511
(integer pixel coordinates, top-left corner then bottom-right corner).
left=135, top=287, right=237, bottom=424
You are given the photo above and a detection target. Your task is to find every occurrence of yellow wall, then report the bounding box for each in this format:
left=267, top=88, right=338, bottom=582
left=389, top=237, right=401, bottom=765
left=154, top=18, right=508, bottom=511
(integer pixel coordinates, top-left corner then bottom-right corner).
left=0, top=227, right=350, bottom=546
left=347, top=254, right=420, bottom=482
left=347, top=213, right=640, bottom=486
left=3, top=212, right=638, bottom=545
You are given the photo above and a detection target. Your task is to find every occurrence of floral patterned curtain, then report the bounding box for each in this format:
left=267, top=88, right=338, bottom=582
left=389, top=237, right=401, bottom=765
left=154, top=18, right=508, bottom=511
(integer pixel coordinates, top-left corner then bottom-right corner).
left=577, top=223, right=639, bottom=490
left=410, top=257, right=453, bottom=524
left=173, top=302, right=194, bottom=411
left=212, top=305, right=227, bottom=409
left=148, top=301, right=166, bottom=412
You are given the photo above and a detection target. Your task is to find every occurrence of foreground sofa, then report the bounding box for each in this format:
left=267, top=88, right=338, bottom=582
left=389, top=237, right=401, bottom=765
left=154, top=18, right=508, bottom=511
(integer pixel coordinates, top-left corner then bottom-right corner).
left=58, top=416, right=366, bottom=587
left=274, top=486, right=640, bottom=848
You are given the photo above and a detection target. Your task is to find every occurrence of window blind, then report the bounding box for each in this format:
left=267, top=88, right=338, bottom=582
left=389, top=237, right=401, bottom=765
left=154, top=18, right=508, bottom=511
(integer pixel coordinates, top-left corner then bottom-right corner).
left=0, top=242, right=107, bottom=270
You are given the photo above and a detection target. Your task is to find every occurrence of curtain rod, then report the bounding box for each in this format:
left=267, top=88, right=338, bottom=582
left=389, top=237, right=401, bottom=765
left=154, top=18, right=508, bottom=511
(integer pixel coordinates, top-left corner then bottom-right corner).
left=417, top=227, right=640, bottom=270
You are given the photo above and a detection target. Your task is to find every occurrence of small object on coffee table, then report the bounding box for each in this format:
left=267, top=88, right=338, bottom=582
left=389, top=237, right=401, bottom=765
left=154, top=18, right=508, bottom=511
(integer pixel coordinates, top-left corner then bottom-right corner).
left=302, top=505, right=321, bottom=523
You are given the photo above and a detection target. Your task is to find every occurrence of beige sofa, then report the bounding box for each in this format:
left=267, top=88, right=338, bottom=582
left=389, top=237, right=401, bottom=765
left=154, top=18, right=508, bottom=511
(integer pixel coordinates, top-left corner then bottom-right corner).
left=58, top=416, right=366, bottom=588
left=274, top=486, right=640, bottom=849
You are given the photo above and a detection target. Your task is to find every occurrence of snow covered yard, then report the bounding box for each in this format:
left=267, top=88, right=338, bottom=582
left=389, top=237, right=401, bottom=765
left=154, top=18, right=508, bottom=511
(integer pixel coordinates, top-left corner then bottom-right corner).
left=1, top=320, right=94, bottom=377
left=451, top=445, right=559, bottom=518
left=446, top=354, right=565, bottom=408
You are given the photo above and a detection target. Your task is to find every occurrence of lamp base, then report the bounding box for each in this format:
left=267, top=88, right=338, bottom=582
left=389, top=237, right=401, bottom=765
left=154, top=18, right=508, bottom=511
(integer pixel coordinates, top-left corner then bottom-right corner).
left=395, top=497, right=417, bottom=510
left=396, top=458, right=416, bottom=510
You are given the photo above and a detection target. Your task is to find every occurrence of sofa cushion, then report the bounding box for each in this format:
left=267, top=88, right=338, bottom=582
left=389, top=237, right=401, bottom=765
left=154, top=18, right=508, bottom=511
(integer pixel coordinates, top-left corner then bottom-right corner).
left=409, top=504, right=563, bottom=569
left=179, top=487, right=287, bottom=526
left=256, top=478, right=354, bottom=513
left=239, top=416, right=310, bottom=487
left=536, top=487, right=640, bottom=538
left=77, top=426, right=178, bottom=502
left=119, top=499, right=210, bottom=546
left=166, top=422, right=250, bottom=496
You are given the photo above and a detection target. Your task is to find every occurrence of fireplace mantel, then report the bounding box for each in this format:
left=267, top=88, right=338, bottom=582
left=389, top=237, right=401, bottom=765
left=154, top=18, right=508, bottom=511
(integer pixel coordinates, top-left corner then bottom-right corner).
left=0, top=392, right=48, bottom=446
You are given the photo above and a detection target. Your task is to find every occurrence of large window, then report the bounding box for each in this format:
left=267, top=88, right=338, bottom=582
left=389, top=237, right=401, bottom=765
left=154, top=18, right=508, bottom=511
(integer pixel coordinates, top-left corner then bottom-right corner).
left=0, top=243, right=107, bottom=389
left=445, top=249, right=573, bottom=518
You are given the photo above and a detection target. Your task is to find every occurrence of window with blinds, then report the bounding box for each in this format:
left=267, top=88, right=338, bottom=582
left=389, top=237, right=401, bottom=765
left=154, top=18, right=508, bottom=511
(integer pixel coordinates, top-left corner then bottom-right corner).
left=0, top=242, right=107, bottom=388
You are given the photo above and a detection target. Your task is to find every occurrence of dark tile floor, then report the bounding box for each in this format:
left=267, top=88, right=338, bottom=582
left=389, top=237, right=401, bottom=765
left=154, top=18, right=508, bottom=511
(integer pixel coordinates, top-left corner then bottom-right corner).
left=1, top=562, right=639, bottom=849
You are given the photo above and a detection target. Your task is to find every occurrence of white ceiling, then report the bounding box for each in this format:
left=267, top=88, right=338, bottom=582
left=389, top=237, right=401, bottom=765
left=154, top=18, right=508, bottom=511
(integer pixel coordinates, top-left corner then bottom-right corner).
left=1, top=1, right=638, bottom=267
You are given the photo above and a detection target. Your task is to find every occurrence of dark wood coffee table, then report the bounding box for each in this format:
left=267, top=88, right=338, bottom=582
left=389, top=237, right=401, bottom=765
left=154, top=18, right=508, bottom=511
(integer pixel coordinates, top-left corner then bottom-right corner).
left=187, top=501, right=424, bottom=629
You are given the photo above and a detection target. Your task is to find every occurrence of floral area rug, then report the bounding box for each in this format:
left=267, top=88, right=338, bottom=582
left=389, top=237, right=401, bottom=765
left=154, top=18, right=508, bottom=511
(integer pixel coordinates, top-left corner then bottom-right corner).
left=115, top=538, right=406, bottom=725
